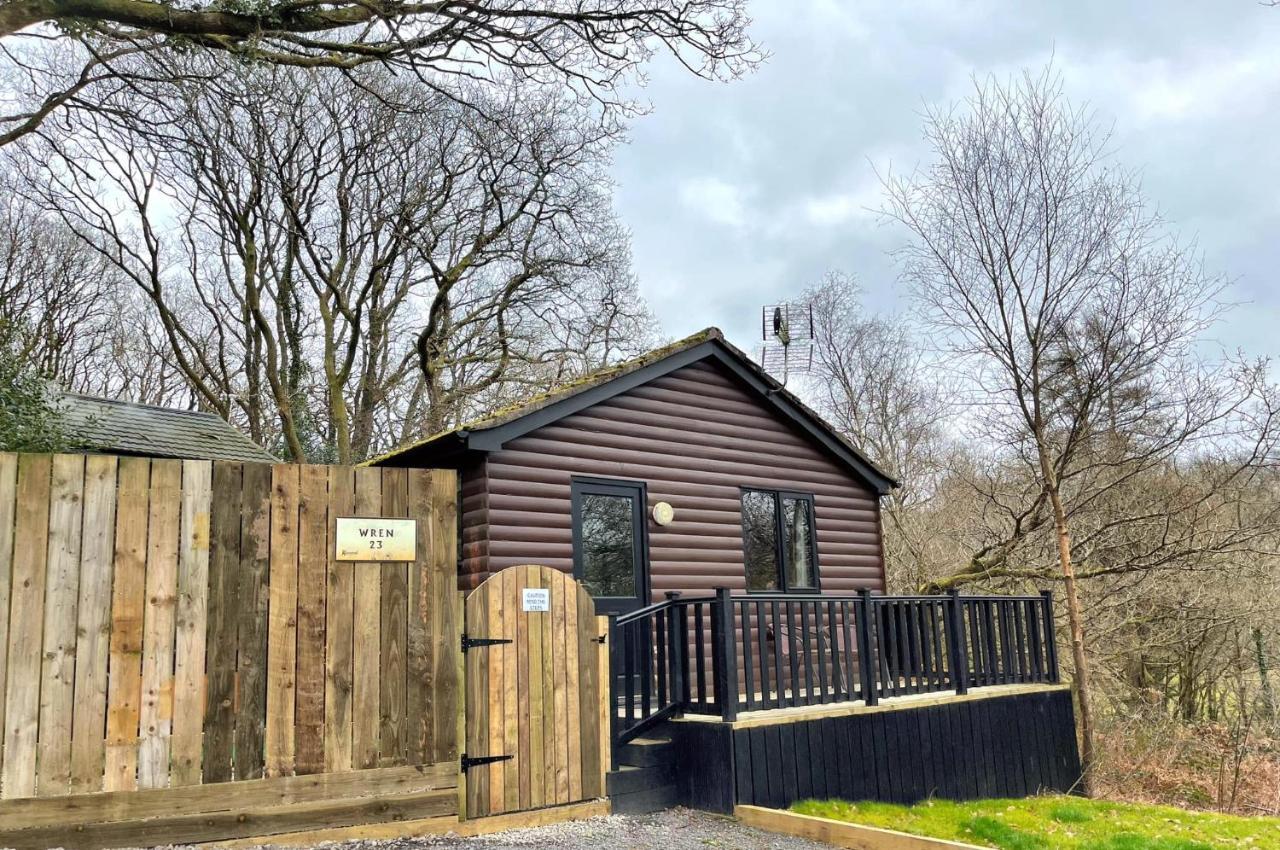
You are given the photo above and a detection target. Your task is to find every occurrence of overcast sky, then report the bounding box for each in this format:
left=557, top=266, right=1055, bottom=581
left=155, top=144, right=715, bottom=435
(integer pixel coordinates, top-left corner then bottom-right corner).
left=612, top=1, right=1280, bottom=363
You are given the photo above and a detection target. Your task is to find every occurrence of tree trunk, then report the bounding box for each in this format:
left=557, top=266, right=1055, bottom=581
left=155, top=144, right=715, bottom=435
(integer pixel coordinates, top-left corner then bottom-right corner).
left=1039, top=458, right=1096, bottom=796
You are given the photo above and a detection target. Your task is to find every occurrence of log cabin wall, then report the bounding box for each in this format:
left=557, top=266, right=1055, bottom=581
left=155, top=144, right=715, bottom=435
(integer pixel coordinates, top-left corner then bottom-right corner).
left=458, top=359, right=885, bottom=596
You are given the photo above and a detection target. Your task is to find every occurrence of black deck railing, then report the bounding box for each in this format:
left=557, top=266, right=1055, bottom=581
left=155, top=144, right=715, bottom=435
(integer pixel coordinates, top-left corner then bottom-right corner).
left=609, top=588, right=1058, bottom=758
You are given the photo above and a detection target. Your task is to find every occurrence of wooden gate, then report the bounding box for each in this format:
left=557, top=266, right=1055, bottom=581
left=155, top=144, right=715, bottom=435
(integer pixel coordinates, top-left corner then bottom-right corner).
left=462, top=565, right=608, bottom=819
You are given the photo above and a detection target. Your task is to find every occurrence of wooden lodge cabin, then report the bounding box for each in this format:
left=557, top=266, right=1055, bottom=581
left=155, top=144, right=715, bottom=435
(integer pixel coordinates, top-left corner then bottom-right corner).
left=368, top=328, right=895, bottom=611
left=371, top=329, right=1082, bottom=815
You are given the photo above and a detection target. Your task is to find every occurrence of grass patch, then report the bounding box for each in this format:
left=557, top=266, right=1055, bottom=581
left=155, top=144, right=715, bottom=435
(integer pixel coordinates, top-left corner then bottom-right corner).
left=790, top=796, right=1280, bottom=850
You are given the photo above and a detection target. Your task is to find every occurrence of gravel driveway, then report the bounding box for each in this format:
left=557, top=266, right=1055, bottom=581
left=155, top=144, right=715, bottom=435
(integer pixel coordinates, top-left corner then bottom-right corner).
left=242, top=808, right=837, bottom=850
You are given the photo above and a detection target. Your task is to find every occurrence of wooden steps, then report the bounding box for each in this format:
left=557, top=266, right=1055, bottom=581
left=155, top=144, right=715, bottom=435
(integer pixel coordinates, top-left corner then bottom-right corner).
left=607, top=733, right=680, bottom=814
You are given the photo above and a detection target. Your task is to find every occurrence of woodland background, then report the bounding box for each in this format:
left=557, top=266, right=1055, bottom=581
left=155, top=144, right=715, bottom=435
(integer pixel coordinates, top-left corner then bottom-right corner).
left=1, top=0, right=1278, bottom=816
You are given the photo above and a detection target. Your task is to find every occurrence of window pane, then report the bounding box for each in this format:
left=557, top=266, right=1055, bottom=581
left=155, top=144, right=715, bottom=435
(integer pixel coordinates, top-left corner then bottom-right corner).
left=579, top=493, right=636, bottom=597
left=742, top=490, right=779, bottom=591
left=782, top=496, right=815, bottom=589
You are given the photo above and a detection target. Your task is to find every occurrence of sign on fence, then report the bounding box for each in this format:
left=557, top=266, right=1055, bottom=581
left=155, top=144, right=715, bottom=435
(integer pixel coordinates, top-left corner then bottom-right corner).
left=335, top=517, right=417, bottom=561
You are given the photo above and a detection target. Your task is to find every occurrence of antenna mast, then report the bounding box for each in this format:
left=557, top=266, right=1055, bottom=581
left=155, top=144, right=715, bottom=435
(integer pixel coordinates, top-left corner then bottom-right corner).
left=760, top=302, right=814, bottom=386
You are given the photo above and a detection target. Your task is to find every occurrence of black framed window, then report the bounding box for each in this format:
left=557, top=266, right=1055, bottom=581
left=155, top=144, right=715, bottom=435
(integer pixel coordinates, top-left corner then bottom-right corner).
left=571, top=477, right=649, bottom=613
left=741, top=488, right=819, bottom=592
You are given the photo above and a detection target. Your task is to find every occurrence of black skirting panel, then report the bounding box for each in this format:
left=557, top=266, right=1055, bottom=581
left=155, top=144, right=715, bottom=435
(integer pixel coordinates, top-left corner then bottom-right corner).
left=671, top=688, right=1081, bottom=813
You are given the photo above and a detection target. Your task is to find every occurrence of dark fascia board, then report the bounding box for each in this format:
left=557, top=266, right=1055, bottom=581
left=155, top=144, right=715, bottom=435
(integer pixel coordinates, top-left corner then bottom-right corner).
left=465, top=340, right=896, bottom=495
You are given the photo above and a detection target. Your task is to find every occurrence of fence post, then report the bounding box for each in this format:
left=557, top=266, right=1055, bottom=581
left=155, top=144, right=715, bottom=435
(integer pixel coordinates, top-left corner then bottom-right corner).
left=856, top=589, right=879, bottom=706
left=947, top=589, right=969, bottom=695
left=1041, top=590, right=1060, bottom=683
left=608, top=613, right=621, bottom=770
left=712, top=587, right=739, bottom=722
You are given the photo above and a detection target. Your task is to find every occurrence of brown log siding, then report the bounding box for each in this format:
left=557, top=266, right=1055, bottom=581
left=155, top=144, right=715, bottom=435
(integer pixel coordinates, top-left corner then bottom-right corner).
left=459, top=360, right=885, bottom=597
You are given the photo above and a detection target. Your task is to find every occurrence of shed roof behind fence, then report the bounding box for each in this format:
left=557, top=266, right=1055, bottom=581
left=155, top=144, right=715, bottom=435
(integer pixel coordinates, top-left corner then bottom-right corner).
left=56, top=391, right=278, bottom=463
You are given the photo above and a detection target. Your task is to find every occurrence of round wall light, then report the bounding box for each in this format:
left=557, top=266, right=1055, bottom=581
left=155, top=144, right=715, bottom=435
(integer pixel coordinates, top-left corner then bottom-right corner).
left=652, top=501, right=675, bottom=526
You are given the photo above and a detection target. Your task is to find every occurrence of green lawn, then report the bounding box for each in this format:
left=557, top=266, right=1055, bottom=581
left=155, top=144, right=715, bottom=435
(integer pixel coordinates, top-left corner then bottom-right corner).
left=790, top=796, right=1280, bottom=850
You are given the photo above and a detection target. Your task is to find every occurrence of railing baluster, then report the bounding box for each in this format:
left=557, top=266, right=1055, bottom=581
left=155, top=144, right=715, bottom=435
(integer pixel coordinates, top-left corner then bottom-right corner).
left=1042, top=590, right=1059, bottom=682
left=929, top=600, right=945, bottom=689
left=641, top=616, right=653, bottom=718
left=771, top=600, right=784, bottom=709
left=625, top=620, right=637, bottom=726
left=694, top=603, right=707, bottom=709
left=799, top=600, right=815, bottom=705
left=660, top=606, right=670, bottom=706
left=813, top=601, right=829, bottom=703
left=983, top=600, right=998, bottom=685
left=786, top=601, right=801, bottom=707
left=608, top=613, right=621, bottom=769
left=1012, top=600, right=1027, bottom=682
left=824, top=600, right=838, bottom=702
left=911, top=601, right=921, bottom=696
left=1026, top=598, right=1044, bottom=682
left=756, top=600, right=770, bottom=709
left=946, top=590, right=969, bottom=695
left=741, top=600, right=755, bottom=712
left=966, top=599, right=982, bottom=686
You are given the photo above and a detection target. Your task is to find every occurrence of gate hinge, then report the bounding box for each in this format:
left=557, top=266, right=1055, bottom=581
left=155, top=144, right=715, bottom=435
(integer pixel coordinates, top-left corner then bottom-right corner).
left=461, top=753, right=513, bottom=771
left=461, top=633, right=512, bottom=652
left=593, top=633, right=607, bottom=644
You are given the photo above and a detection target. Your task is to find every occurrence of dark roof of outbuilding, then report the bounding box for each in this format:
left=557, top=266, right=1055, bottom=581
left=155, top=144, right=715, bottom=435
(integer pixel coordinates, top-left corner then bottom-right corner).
left=56, top=391, right=277, bottom=463
left=366, top=327, right=897, bottom=494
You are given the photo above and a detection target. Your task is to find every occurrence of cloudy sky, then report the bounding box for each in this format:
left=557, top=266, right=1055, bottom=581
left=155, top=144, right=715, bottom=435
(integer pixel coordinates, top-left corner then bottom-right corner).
left=612, top=1, right=1280, bottom=362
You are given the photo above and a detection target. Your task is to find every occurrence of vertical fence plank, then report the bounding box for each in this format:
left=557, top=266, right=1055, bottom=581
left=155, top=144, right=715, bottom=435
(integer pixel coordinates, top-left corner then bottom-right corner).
left=235, top=463, right=272, bottom=780
left=294, top=465, right=328, bottom=775
left=515, top=566, right=532, bottom=811
left=351, top=467, right=382, bottom=770
left=69, top=455, right=117, bottom=793
left=525, top=567, right=546, bottom=809
left=265, top=464, right=300, bottom=777
left=203, top=461, right=242, bottom=783
left=104, top=456, right=149, bottom=793
left=171, top=460, right=211, bottom=787
left=404, top=469, right=432, bottom=765
left=578, top=588, right=602, bottom=799
left=0, top=453, right=15, bottom=788
left=324, top=466, right=355, bottom=772
left=138, top=459, right=181, bottom=790
left=37, top=454, right=84, bottom=796
left=378, top=468, right=408, bottom=766
left=486, top=566, right=504, bottom=813
left=501, top=568, right=520, bottom=812
left=563, top=571, right=582, bottom=802
left=2, top=454, right=52, bottom=799
left=430, top=470, right=459, bottom=764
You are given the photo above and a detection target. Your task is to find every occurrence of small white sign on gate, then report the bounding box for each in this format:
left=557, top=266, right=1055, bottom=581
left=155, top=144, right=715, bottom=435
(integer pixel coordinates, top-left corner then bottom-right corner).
left=522, top=588, right=550, bottom=612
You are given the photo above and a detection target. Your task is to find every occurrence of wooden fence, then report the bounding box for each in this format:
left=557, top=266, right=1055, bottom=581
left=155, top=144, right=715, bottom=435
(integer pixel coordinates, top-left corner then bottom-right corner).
left=0, top=453, right=459, bottom=802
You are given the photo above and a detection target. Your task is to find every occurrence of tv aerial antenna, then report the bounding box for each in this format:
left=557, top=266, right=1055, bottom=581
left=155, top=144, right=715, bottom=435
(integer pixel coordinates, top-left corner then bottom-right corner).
left=760, top=302, right=814, bottom=386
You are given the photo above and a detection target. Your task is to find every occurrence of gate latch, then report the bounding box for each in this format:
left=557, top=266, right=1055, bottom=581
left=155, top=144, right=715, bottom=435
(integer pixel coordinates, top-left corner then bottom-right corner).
left=461, top=633, right=512, bottom=652
left=461, top=753, right=513, bottom=771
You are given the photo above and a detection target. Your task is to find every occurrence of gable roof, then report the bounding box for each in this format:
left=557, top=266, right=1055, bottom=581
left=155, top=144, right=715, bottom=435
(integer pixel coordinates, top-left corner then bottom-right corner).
left=57, top=391, right=278, bottom=464
left=366, top=328, right=897, bottom=495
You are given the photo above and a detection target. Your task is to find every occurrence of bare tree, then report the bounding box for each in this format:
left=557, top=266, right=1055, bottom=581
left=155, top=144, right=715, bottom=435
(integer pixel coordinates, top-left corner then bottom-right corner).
left=882, top=67, right=1280, bottom=794
left=0, top=1, right=759, bottom=146
left=11, top=57, right=653, bottom=461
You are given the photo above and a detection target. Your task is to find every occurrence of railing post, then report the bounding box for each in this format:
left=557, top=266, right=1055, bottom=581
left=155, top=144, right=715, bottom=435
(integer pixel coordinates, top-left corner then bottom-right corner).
left=712, top=587, right=739, bottom=721
left=665, top=592, right=684, bottom=711
left=607, top=612, right=620, bottom=770
left=1041, top=590, right=1060, bottom=683
left=946, top=589, right=969, bottom=695
left=856, top=589, right=879, bottom=706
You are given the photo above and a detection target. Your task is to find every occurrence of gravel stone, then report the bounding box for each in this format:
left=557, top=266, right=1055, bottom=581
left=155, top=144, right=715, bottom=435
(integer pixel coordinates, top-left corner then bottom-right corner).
left=202, top=808, right=838, bottom=850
